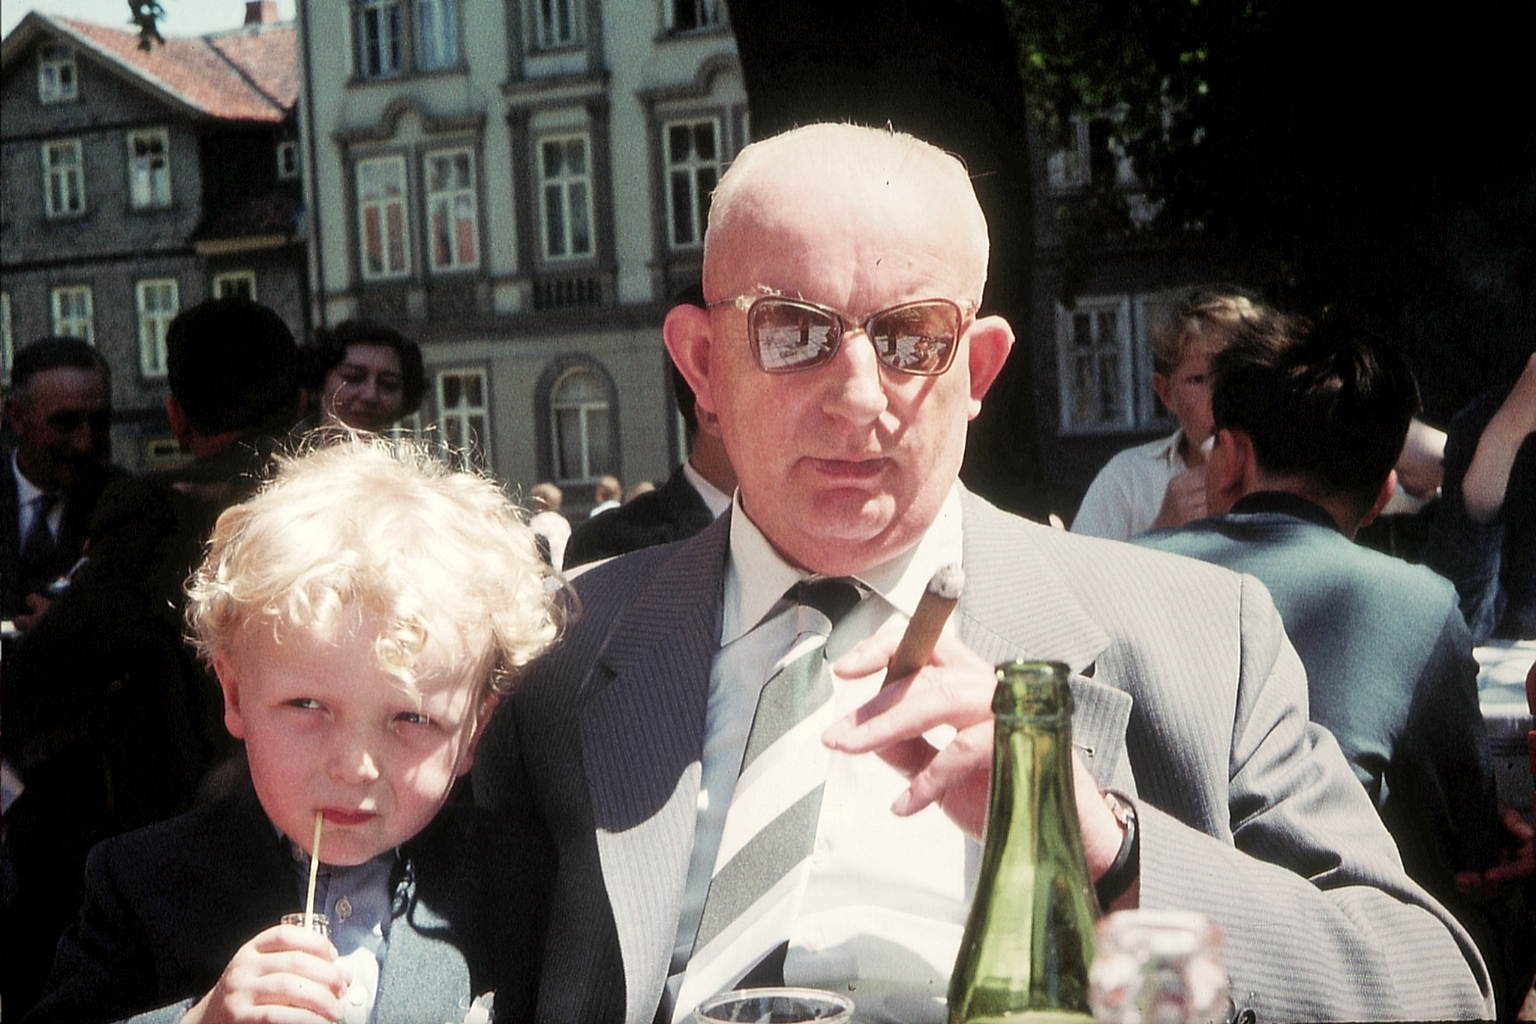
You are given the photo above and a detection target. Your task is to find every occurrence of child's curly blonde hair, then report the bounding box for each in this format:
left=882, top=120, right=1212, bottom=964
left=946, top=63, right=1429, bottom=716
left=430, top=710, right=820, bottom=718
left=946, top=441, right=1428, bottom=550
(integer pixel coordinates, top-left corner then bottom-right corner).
left=186, top=435, right=567, bottom=708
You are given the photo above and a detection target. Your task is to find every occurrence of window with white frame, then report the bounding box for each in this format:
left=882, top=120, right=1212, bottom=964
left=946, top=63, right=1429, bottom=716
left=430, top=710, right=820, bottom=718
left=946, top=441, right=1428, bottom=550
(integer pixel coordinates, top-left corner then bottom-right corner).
left=1, top=293, right=13, bottom=386
left=357, top=0, right=404, bottom=77
left=136, top=278, right=179, bottom=378
left=1047, top=114, right=1137, bottom=193
left=437, top=369, right=489, bottom=468
left=550, top=365, right=612, bottom=482
left=426, top=149, right=479, bottom=271
left=38, top=43, right=77, bottom=103
left=357, top=155, right=411, bottom=280
left=128, top=128, right=172, bottom=209
left=536, top=0, right=575, bottom=48
left=1055, top=296, right=1136, bottom=432
left=214, top=270, right=257, bottom=300
left=51, top=285, right=94, bottom=343
left=42, top=139, right=85, bottom=218
left=668, top=0, right=721, bottom=32
left=539, top=135, right=592, bottom=260
left=415, top=0, right=458, bottom=69
left=277, top=140, right=300, bottom=180
left=664, top=118, right=719, bottom=249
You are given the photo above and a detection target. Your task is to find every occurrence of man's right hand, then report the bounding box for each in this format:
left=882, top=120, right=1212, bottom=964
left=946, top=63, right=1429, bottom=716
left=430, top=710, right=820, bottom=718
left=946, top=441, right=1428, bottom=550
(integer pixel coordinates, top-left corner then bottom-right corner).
left=1150, top=466, right=1208, bottom=531
left=822, top=630, right=1140, bottom=898
left=180, top=923, right=348, bottom=1024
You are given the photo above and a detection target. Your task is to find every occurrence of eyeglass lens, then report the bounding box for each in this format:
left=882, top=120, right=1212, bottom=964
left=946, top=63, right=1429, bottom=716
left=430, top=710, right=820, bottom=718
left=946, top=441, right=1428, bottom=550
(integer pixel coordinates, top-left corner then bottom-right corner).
left=750, top=299, right=959, bottom=375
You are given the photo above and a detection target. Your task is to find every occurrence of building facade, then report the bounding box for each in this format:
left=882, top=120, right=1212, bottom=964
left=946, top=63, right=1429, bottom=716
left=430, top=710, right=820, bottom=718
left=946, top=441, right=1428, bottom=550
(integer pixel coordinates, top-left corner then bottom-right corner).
left=0, top=3, right=305, bottom=472
left=298, top=0, right=745, bottom=509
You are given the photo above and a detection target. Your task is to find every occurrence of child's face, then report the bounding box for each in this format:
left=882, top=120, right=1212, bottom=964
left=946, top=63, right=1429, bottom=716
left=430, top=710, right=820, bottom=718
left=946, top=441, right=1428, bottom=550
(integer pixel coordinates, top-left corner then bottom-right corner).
left=1153, top=349, right=1215, bottom=449
left=215, top=619, right=483, bottom=866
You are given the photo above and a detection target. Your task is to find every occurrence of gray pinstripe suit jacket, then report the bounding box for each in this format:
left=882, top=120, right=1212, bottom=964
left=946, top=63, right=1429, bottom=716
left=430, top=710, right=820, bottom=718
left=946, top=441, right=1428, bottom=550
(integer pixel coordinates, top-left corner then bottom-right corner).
left=474, top=489, right=1494, bottom=1022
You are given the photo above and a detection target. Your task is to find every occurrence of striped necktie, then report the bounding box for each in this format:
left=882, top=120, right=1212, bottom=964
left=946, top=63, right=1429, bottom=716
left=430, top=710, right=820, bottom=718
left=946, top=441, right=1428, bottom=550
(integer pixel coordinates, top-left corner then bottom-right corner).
left=673, top=577, right=863, bottom=1020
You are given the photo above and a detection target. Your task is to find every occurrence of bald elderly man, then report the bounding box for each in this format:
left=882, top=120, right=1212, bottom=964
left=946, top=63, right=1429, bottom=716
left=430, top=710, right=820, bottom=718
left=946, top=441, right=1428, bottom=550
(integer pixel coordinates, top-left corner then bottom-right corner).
left=474, top=124, right=1492, bottom=1022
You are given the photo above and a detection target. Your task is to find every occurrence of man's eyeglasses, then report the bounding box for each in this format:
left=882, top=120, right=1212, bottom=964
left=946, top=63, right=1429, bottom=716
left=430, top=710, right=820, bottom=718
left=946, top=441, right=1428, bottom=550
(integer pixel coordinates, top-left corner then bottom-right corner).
left=45, top=409, right=111, bottom=434
left=707, top=295, right=972, bottom=376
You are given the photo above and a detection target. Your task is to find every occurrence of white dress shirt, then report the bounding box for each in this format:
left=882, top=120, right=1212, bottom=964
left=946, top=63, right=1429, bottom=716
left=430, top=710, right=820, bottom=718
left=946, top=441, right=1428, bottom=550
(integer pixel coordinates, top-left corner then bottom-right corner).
left=1071, top=429, right=1189, bottom=541
left=672, top=485, right=977, bottom=1024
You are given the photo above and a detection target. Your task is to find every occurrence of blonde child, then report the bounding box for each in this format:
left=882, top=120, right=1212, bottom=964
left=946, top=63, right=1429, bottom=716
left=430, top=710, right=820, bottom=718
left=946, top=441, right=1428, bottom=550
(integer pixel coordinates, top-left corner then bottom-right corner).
left=1073, top=288, right=1269, bottom=540
left=27, top=436, right=566, bottom=1024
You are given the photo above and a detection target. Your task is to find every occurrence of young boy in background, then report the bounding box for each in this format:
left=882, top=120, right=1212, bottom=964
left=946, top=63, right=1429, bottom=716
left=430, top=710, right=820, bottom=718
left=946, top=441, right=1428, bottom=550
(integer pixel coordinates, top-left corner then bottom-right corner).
left=25, top=437, right=567, bottom=1024
left=1072, top=288, right=1268, bottom=540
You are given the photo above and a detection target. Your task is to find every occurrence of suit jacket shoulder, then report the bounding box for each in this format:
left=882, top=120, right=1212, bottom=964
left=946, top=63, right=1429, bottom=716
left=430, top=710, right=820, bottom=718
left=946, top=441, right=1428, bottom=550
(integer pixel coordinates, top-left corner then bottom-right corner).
left=565, top=464, right=714, bottom=568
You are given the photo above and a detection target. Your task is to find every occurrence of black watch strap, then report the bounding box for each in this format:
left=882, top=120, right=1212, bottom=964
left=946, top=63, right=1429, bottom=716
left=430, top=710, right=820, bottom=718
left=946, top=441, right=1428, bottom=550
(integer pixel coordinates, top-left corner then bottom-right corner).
left=1095, top=789, right=1139, bottom=907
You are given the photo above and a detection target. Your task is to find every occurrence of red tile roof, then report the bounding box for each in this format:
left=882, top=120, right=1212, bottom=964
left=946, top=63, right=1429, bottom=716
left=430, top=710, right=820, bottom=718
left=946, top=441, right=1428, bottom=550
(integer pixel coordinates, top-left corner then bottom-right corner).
left=50, top=15, right=295, bottom=123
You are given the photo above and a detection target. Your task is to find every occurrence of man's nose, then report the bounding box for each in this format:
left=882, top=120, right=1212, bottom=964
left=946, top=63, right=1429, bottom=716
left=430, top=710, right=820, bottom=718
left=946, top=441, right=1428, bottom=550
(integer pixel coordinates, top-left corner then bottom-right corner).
left=821, top=326, right=888, bottom=422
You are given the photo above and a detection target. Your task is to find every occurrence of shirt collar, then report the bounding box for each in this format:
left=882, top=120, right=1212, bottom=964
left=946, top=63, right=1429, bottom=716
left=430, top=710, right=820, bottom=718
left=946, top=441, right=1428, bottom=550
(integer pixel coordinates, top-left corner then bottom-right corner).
left=683, top=459, right=733, bottom=519
left=11, top=451, right=46, bottom=505
left=723, top=483, right=965, bottom=644
left=1229, top=490, right=1342, bottom=532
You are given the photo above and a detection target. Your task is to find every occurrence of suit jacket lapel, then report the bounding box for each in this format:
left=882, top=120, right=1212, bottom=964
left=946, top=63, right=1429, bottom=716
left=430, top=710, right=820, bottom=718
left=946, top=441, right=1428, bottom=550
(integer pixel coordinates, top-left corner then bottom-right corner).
left=956, top=490, right=1135, bottom=791
left=375, top=869, right=474, bottom=1021
left=580, top=514, right=730, bottom=1023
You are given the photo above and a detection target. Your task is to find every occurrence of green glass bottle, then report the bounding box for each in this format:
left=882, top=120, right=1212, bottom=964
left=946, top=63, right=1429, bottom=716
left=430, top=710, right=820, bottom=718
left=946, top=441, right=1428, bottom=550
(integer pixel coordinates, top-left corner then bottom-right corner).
left=947, top=660, right=1099, bottom=1024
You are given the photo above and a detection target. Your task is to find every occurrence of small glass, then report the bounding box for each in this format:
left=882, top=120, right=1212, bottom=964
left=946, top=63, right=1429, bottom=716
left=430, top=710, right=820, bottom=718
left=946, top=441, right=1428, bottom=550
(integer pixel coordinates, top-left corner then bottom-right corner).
left=280, top=911, right=331, bottom=937
left=694, top=987, right=854, bottom=1023
left=1089, top=910, right=1231, bottom=1024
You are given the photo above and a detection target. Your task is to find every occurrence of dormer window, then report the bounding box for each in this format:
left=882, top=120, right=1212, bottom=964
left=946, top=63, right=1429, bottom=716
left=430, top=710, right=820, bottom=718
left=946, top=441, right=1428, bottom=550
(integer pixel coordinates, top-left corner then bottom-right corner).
left=38, top=43, right=77, bottom=103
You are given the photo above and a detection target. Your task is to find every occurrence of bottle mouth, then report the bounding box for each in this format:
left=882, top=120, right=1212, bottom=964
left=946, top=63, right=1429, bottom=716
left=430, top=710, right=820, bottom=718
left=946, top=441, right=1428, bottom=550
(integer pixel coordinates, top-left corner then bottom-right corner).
left=992, top=659, right=1074, bottom=718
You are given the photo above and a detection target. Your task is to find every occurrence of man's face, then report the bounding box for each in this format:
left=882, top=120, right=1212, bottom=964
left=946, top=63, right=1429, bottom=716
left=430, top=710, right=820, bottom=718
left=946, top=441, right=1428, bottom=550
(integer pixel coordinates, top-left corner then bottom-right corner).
left=5, top=366, right=111, bottom=491
left=217, top=619, right=481, bottom=866
left=675, top=161, right=1012, bottom=576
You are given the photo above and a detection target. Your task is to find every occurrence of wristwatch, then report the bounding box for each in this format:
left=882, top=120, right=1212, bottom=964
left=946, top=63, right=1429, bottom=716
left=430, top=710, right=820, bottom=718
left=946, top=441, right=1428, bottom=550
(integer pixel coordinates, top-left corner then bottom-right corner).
left=1095, top=789, right=1139, bottom=907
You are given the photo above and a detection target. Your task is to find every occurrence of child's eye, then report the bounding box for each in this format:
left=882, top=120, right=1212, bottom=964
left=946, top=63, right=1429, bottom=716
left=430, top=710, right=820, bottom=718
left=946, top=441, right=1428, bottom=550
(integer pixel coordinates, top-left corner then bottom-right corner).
left=286, top=698, right=324, bottom=711
left=396, top=711, right=433, bottom=726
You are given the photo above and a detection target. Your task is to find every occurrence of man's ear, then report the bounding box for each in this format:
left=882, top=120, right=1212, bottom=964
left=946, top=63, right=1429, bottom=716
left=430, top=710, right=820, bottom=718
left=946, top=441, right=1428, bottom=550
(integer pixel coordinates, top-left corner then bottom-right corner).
left=664, top=304, right=717, bottom=417
left=1207, top=428, right=1254, bottom=513
left=455, top=694, right=502, bottom=777
left=964, top=315, right=1016, bottom=418
left=1359, top=469, right=1398, bottom=530
left=212, top=653, right=247, bottom=741
left=165, top=397, right=195, bottom=448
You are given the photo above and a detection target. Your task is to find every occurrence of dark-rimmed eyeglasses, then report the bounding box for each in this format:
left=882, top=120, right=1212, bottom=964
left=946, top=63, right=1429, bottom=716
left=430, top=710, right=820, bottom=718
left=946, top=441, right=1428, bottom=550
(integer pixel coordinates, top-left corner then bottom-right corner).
left=706, top=294, right=973, bottom=376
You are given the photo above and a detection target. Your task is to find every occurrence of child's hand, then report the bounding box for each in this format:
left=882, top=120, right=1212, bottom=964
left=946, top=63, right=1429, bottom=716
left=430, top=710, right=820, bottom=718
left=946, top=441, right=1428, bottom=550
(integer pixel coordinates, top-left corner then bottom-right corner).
left=180, top=922, right=350, bottom=1024
left=1151, top=466, right=1208, bottom=530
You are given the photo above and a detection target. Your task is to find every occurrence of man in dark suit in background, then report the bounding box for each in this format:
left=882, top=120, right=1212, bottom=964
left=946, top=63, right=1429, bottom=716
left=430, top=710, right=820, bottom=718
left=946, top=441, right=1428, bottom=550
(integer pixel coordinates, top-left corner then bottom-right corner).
left=0, top=298, right=302, bottom=1019
left=565, top=359, right=736, bottom=569
left=2, top=337, right=123, bottom=626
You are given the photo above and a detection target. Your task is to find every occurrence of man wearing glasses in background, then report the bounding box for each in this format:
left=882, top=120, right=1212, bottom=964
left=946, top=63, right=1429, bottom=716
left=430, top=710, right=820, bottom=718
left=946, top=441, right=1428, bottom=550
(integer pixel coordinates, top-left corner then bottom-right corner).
left=2, top=337, right=123, bottom=630
left=474, top=123, right=1493, bottom=1022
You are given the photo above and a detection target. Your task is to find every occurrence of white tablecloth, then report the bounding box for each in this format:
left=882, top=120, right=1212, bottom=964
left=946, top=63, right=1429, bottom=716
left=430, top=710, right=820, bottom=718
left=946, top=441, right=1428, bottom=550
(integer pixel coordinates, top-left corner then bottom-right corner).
left=1478, top=639, right=1536, bottom=817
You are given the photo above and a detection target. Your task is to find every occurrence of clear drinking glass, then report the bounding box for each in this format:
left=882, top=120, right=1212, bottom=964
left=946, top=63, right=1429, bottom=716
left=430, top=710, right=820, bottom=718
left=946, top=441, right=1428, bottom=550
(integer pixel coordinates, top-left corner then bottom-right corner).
left=1088, top=910, right=1231, bottom=1024
left=279, top=911, right=330, bottom=936
left=693, top=987, right=855, bottom=1023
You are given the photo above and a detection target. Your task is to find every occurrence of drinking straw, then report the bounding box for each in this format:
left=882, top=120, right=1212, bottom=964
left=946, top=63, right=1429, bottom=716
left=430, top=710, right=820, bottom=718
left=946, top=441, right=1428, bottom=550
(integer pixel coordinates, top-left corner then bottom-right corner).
left=303, top=810, right=323, bottom=929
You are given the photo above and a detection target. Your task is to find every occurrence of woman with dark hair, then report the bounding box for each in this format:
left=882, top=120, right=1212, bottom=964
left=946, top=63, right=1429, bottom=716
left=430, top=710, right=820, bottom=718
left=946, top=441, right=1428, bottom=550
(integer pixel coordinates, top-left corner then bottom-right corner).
left=302, top=319, right=425, bottom=432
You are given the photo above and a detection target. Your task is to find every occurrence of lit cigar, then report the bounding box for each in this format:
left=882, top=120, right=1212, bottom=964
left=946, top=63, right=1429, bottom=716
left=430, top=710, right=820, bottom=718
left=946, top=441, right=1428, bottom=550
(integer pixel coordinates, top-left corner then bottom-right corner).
left=883, top=563, right=964, bottom=687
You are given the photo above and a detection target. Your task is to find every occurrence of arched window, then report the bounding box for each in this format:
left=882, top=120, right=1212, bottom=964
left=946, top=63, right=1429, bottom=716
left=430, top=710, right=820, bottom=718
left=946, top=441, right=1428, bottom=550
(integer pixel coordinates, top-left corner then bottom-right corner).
left=549, top=363, right=614, bottom=482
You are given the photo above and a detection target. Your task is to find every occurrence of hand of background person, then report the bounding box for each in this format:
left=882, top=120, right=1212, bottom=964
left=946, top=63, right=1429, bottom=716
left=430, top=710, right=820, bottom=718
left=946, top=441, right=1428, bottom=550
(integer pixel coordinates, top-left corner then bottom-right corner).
left=179, top=923, right=349, bottom=1024
left=1150, top=465, right=1208, bottom=530
left=1455, top=803, right=1535, bottom=900
left=822, top=629, right=1132, bottom=894
left=13, top=592, right=53, bottom=632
